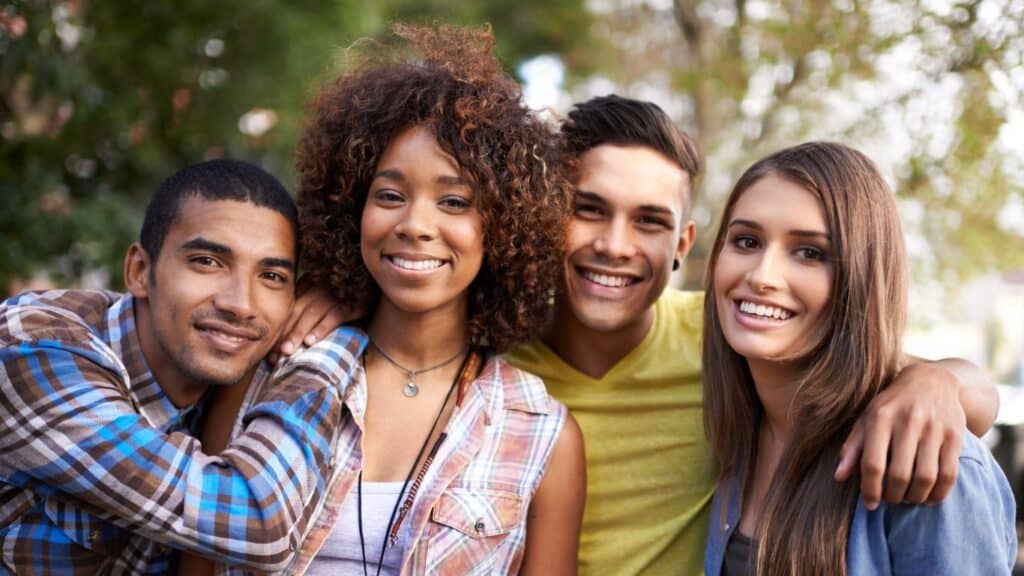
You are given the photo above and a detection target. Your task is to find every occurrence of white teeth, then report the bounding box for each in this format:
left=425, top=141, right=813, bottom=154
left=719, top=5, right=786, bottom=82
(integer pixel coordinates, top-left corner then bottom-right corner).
left=581, top=270, right=634, bottom=288
left=391, top=257, right=444, bottom=271
left=207, top=329, right=244, bottom=342
left=739, top=300, right=793, bottom=320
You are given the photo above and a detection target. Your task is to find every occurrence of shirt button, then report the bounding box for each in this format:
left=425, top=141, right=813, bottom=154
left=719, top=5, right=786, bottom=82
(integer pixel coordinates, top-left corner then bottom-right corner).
left=474, top=520, right=485, bottom=534
left=724, top=523, right=730, bottom=531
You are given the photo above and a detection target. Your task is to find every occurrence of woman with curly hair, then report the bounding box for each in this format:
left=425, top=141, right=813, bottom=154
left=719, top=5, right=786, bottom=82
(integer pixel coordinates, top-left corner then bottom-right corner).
left=271, top=24, right=585, bottom=576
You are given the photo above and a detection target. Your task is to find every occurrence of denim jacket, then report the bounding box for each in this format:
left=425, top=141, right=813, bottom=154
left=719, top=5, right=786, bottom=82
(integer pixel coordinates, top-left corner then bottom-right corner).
left=705, top=433, right=1016, bottom=575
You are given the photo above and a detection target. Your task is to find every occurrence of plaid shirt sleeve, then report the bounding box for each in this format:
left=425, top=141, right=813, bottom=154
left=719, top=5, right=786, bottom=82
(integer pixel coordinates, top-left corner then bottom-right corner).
left=0, top=302, right=366, bottom=572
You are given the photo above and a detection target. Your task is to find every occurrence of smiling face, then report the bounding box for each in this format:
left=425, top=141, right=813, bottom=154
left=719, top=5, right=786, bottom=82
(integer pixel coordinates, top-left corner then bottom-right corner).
left=128, top=198, right=296, bottom=395
left=714, top=173, right=833, bottom=362
left=562, top=144, right=695, bottom=335
left=360, top=125, right=484, bottom=318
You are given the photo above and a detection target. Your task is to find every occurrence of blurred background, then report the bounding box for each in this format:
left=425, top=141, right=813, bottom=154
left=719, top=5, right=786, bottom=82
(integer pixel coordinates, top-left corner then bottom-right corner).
left=2, top=0, right=1024, bottom=564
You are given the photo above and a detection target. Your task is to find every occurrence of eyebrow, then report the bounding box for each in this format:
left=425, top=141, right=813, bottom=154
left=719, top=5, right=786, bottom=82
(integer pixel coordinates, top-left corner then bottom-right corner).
left=576, top=190, right=677, bottom=217
left=261, top=257, right=296, bottom=271
left=728, top=219, right=830, bottom=239
left=181, top=237, right=296, bottom=271
left=373, top=169, right=469, bottom=187
left=575, top=190, right=608, bottom=205
left=636, top=204, right=677, bottom=218
left=181, top=237, right=230, bottom=254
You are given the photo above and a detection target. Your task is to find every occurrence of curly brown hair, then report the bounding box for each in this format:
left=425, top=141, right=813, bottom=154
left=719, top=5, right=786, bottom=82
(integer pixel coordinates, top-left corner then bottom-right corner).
left=296, top=24, right=570, bottom=353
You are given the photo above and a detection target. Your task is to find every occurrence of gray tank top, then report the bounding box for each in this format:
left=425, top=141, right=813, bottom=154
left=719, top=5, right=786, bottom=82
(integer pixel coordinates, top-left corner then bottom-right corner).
left=306, top=481, right=408, bottom=576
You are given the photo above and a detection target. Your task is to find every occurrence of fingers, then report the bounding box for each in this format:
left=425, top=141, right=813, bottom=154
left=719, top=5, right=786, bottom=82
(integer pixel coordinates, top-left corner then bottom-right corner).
left=835, top=420, right=865, bottom=481
left=926, top=431, right=962, bottom=505
left=859, top=409, right=892, bottom=511
left=280, top=298, right=337, bottom=356
left=903, top=429, right=942, bottom=504
left=307, top=303, right=349, bottom=344
left=881, top=416, right=922, bottom=504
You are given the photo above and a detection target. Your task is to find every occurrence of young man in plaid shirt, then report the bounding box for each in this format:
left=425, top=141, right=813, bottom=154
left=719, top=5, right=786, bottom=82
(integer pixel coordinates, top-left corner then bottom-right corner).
left=0, top=159, right=366, bottom=574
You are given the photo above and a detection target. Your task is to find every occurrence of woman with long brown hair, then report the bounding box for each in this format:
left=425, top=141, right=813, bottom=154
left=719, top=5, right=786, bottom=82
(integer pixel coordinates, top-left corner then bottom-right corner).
left=702, top=142, right=1015, bottom=575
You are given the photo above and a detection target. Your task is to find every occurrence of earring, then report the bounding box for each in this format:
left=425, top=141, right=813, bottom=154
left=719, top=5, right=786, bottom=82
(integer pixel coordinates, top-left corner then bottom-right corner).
left=672, top=259, right=680, bottom=271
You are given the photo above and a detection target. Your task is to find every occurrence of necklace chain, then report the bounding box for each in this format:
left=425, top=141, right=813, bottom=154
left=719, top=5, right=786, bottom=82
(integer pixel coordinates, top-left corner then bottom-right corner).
left=369, top=340, right=467, bottom=398
left=357, top=349, right=471, bottom=576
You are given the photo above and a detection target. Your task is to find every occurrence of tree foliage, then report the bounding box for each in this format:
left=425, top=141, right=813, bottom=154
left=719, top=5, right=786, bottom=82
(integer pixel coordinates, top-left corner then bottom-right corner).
left=0, top=0, right=590, bottom=293
left=4, top=1, right=1019, bottom=293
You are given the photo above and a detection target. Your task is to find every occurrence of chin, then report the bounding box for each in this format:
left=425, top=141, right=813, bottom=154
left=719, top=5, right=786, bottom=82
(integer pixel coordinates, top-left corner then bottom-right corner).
left=188, top=360, right=258, bottom=388
left=571, top=305, right=636, bottom=333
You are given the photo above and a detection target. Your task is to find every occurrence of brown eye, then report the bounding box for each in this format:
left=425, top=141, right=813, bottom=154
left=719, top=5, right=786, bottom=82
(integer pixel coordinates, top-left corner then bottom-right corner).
left=191, top=256, right=219, bottom=267
left=731, top=235, right=759, bottom=250
left=796, top=246, right=827, bottom=261
left=373, top=190, right=404, bottom=204
left=439, top=195, right=471, bottom=211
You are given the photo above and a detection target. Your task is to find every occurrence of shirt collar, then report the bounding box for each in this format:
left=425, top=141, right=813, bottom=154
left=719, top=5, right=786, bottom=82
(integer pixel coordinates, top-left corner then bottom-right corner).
left=103, top=294, right=202, bottom=432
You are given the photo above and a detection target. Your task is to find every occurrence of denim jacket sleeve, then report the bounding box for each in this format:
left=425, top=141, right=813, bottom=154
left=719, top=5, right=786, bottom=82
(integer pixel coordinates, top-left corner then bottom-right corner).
left=847, top=433, right=1017, bottom=576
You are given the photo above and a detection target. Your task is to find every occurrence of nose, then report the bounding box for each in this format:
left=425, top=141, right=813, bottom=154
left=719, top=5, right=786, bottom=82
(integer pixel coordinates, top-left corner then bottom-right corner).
left=214, top=273, right=257, bottom=320
left=746, top=245, right=784, bottom=293
left=395, top=197, right=436, bottom=242
left=592, top=217, right=637, bottom=261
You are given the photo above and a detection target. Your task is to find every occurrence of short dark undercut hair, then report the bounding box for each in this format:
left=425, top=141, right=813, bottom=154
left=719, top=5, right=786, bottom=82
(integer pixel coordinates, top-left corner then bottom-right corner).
left=140, top=159, right=299, bottom=262
left=562, top=94, right=702, bottom=211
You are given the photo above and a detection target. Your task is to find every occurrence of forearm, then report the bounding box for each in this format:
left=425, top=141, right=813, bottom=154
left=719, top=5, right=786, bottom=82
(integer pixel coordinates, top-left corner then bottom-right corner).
left=5, top=378, right=338, bottom=570
left=931, top=357, right=998, bottom=436
left=0, top=340, right=356, bottom=570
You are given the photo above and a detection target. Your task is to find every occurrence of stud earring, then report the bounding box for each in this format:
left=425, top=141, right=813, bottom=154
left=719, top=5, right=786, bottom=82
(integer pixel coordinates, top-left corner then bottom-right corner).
left=672, top=259, right=680, bottom=271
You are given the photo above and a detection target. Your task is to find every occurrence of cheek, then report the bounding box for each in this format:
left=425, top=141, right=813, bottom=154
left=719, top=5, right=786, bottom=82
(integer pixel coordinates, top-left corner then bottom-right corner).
left=645, top=235, right=675, bottom=271
left=713, top=252, right=742, bottom=292
left=565, top=220, right=597, bottom=256
left=799, top=267, right=833, bottom=317
left=262, top=291, right=295, bottom=332
left=360, top=206, right=388, bottom=245
left=448, top=213, right=484, bottom=255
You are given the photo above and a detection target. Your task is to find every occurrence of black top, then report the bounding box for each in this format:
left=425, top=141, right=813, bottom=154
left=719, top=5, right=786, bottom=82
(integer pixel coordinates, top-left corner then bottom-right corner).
left=722, top=531, right=756, bottom=576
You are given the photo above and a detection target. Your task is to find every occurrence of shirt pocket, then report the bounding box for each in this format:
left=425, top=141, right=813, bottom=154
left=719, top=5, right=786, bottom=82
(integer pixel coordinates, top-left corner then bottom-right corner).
left=424, top=487, right=525, bottom=574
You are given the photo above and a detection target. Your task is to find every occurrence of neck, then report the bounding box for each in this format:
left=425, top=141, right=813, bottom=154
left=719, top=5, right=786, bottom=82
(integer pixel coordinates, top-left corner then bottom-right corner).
left=367, top=297, right=469, bottom=366
left=747, top=357, right=802, bottom=443
left=133, top=299, right=208, bottom=409
left=543, top=298, right=654, bottom=379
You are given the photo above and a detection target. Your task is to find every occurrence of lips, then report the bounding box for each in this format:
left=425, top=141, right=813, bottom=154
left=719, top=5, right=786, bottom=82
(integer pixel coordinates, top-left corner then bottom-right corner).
left=194, top=319, right=261, bottom=353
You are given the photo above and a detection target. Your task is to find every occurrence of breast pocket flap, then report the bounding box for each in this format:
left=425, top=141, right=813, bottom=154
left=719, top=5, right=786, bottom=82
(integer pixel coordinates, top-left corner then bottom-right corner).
left=430, top=488, right=524, bottom=538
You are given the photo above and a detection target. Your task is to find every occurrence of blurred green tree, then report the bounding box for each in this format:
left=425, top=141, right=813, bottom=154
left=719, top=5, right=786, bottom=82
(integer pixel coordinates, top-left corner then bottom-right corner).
left=0, top=0, right=591, bottom=293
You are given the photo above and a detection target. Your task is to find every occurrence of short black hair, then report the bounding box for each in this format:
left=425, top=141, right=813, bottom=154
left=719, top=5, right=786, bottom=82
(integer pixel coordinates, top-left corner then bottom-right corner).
left=563, top=94, right=702, bottom=196
left=140, top=159, right=298, bottom=262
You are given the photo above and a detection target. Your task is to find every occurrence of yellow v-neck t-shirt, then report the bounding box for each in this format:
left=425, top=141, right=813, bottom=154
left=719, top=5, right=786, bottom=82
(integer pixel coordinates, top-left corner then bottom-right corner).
left=505, top=289, right=714, bottom=576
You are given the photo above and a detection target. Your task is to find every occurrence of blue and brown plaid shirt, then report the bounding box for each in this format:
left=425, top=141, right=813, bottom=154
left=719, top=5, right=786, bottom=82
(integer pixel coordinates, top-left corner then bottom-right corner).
left=0, top=289, right=366, bottom=574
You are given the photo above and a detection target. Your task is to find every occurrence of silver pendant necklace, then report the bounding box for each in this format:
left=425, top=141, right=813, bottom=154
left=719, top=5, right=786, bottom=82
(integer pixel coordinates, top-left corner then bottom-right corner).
left=368, top=339, right=468, bottom=398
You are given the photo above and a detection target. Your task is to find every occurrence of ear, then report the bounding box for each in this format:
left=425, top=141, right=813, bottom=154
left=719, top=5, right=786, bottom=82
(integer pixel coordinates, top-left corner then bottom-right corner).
left=124, top=243, right=153, bottom=299
left=676, top=219, right=697, bottom=263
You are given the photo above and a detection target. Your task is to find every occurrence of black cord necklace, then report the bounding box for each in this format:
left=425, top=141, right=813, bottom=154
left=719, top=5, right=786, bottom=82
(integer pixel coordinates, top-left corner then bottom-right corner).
left=357, top=349, right=470, bottom=576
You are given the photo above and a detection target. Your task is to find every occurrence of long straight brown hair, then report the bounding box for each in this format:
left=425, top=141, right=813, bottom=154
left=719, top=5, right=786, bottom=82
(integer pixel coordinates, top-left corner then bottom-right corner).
left=703, top=142, right=908, bottom=574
